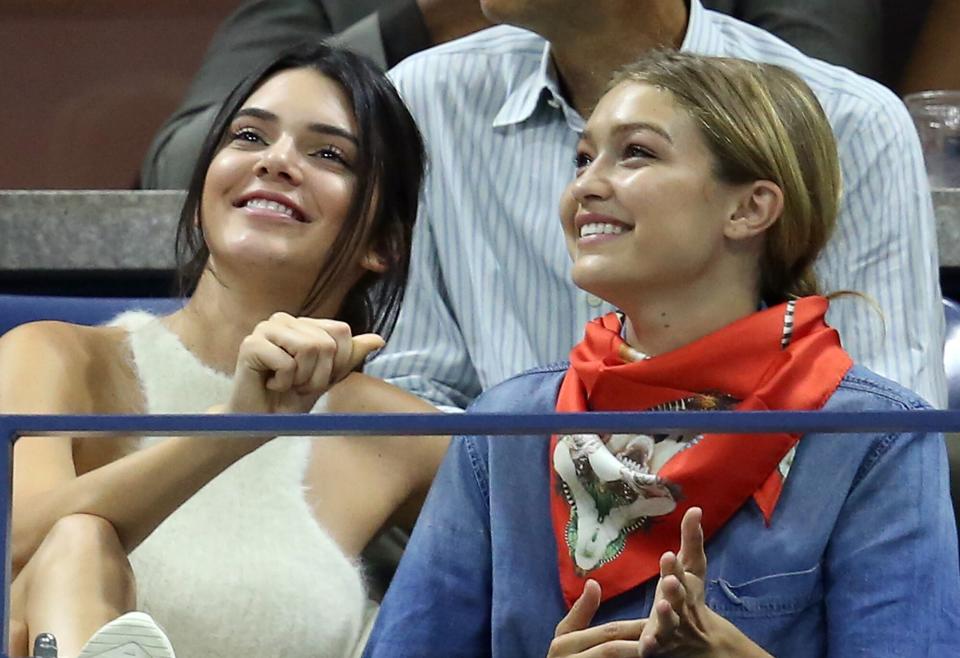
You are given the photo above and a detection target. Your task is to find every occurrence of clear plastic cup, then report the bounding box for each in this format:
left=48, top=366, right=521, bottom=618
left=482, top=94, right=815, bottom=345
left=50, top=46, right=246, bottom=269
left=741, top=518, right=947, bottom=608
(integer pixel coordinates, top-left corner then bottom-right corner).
left=904, top=90, right=960, bottom=191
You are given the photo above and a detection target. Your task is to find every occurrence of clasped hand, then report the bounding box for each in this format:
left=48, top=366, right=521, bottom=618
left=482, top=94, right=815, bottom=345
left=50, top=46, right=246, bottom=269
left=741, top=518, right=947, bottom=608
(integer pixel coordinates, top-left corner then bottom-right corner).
left=548, top=507, right=740, bottom=658
left=228, top=312, right=383, bottom=415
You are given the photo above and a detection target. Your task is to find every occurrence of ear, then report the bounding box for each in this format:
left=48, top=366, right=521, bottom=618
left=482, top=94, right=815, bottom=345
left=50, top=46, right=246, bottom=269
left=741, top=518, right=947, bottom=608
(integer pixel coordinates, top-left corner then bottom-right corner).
left=723, top=180, right=783, bottom=241
left=360, top=249, right=388, bottom=273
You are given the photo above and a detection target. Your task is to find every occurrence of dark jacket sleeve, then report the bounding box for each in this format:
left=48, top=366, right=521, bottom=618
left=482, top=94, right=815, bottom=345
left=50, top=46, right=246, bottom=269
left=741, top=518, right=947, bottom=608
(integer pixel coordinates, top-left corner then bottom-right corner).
left=701, top=0, right=885, bottom=79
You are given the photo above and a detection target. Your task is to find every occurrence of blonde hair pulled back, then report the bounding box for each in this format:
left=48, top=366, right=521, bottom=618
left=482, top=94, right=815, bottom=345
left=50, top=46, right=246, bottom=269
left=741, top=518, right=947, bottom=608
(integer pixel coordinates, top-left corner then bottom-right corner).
left=611, top=51, right=842, bottom=305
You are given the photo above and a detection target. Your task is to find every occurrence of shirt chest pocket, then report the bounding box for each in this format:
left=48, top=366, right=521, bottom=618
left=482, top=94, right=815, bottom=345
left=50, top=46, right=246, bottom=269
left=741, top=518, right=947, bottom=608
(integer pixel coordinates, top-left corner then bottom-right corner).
left=705, top=564, right=823, bottom=618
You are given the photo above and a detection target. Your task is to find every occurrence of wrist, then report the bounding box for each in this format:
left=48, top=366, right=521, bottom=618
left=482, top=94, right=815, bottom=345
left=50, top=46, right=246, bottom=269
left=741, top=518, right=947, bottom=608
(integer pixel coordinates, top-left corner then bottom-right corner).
left=201, top=404, right=271, bottom=453
left=710, top=611, right=772, bottom=658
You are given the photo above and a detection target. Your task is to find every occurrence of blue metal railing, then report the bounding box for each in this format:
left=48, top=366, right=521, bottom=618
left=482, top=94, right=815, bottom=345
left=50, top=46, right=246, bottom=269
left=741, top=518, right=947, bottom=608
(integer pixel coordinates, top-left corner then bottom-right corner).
left=2, top=409, right=960, bottom=656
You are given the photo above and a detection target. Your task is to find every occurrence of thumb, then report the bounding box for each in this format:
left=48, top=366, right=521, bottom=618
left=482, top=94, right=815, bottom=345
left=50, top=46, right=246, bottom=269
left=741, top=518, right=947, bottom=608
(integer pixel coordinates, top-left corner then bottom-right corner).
left=345, top=333, right=385, bottom=372
left=554, top=579, right=602, bottom=636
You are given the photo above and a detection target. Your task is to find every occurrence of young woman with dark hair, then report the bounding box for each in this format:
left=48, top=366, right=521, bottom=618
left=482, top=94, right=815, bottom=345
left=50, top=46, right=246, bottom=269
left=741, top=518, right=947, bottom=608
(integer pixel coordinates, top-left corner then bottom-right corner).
left=0, top=43, right=443, bottom=658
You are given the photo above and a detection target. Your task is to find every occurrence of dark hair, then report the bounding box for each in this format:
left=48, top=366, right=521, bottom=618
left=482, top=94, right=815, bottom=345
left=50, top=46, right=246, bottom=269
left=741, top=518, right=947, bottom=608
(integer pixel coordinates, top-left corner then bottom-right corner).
left=175, top=43, right=425, bottom=338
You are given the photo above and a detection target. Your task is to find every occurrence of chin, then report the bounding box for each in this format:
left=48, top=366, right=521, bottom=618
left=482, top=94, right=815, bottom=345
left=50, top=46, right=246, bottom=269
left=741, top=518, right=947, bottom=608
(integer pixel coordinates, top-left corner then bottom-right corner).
left=572, top=274, right=612, bottom=303
left=212, top=241, right=302, bottom=274
left=479, top=0, right=534, bottom=25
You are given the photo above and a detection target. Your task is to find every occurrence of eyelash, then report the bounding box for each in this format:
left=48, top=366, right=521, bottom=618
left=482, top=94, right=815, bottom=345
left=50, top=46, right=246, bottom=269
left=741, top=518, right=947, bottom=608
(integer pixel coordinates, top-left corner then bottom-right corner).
left=624, top=144, right=655, bottom=160
left=231, top=128, right=263, bottom=145
left=229, top=129, right=351, bottom=168
left=311, top=146, right=349, bottom=166
left=573, top=143, right=655, bottom=171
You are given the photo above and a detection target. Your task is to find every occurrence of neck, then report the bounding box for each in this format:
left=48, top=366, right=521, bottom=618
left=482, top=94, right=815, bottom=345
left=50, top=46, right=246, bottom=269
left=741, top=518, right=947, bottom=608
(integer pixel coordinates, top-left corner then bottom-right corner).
left=618, top=283, right=758, bottom=358
left=547, top=0, right=688, bottom=116
left=162, top=265, right=342, bottom=375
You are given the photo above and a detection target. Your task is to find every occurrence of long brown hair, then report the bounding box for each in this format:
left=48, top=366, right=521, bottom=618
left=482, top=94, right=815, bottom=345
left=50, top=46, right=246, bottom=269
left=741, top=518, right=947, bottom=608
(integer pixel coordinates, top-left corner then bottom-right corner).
left=174, top=43, right=426, bottom=338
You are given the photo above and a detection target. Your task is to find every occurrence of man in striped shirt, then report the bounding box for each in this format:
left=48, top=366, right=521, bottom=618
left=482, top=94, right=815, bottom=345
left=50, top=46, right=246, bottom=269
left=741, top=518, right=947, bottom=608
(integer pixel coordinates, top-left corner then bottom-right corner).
left=367, top=0, right=947, bottom=409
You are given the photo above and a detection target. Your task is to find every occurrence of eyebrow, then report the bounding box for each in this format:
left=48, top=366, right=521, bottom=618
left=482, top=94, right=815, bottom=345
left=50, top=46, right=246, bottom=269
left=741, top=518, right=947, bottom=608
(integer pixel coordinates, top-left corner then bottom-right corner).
left=580, top=121, right=673, bottom=144
left=234, top=107, right=359, bottom=145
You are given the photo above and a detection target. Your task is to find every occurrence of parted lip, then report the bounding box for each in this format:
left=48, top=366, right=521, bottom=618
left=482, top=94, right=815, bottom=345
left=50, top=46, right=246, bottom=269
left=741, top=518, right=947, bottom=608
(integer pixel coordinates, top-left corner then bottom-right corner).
left=234, top=189, right=309, bottom=223
left=574, top=211, right=633, bottom=232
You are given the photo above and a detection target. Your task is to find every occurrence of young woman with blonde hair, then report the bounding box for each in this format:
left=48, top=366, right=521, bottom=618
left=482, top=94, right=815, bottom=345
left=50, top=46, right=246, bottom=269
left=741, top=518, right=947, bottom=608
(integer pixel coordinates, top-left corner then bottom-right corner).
left=365, top=51, right=960, bottom=657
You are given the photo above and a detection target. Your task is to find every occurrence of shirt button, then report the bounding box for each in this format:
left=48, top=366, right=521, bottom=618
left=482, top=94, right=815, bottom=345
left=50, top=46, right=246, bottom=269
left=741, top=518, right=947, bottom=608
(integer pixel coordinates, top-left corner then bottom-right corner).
left=547, top=97, right=560, bottom=109
left=587, top=294, right=604, bottom=307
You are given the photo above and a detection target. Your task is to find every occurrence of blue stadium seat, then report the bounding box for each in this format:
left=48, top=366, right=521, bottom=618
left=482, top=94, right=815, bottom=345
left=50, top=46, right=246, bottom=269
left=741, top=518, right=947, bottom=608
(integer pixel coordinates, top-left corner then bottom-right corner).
left=0, top=294, right=182, bottom=337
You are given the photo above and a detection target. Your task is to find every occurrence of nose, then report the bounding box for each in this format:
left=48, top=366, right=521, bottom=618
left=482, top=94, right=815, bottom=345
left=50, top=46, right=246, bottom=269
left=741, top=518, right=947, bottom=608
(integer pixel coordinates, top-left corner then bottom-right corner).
left=570, top=159, right=613, bottom=205
left=255, top=135, right=303, bottom=185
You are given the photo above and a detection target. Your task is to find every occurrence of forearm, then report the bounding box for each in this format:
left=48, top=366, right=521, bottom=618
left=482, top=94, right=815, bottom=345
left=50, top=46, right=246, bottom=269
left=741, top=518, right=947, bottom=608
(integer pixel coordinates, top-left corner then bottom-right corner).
left=12, top=434, right=262, bottom=570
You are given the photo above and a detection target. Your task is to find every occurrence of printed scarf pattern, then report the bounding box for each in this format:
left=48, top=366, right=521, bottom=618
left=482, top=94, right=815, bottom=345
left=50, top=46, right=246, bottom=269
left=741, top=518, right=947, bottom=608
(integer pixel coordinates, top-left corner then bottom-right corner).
left=550, top=297, right=852, bottom=606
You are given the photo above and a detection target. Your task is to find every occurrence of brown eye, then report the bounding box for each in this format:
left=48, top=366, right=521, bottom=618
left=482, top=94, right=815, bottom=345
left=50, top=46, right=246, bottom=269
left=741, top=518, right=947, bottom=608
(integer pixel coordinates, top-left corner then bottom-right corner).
left=230, top=129, right=265, bottom=145
left=624, top=144, right=655, bottom=160
left=311, top=146, right=352, bottom=169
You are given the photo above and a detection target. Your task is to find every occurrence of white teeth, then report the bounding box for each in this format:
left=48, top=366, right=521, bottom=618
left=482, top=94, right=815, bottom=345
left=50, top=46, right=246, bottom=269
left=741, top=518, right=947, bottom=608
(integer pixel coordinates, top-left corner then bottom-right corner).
left=244, top=198, right=296, bottom=218
left=580, top=222, right=625, bottom=238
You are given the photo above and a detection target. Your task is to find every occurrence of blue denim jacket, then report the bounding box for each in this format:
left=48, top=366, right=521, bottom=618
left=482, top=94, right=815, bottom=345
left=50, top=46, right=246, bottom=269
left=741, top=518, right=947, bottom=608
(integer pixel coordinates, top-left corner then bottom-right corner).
left=365, top=364, right=960, bottom=657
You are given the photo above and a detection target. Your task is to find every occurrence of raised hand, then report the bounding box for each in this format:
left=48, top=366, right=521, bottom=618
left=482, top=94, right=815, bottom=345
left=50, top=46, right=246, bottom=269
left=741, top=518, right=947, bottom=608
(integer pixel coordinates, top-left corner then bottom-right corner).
left=637, top=507, right=771, bottom=658
left=637, top=506, right=713, bottom=657
left=228, top=313, right=383, bottom=415
left=547, top=579, right=646, bottom=658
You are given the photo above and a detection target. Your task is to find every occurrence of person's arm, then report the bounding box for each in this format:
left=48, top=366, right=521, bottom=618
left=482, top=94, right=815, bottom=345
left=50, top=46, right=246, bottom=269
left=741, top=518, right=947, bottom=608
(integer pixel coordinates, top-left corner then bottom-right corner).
left=821, top=96, right=947, bottom=408
left=823, top=428, right=960, bottom=654
left=140, top=0, right=489, bottom=189
left=303, top=372, right=449, bottom=556
left=899, top=0, right=960, bottom=94
left=0, top=322, right=261, bottom=573
left=362, top=435, right=493, bottom=658
left=3, top=315, right=373, bottom=572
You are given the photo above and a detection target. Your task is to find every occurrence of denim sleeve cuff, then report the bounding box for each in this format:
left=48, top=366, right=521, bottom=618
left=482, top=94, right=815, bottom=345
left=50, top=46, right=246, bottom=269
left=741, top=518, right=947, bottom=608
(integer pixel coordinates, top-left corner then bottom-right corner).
left=379, top=0, right=433, bottom=67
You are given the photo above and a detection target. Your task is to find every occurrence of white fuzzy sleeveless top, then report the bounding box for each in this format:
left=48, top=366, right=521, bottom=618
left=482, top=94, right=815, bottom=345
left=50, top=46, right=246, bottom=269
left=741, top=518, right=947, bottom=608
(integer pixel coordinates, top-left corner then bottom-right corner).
left=112, top=311, right=369, bottom=658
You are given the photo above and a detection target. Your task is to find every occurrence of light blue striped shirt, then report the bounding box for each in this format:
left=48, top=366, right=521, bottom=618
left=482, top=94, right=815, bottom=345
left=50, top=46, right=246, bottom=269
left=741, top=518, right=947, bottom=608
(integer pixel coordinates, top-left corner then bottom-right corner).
left=369, top=0, right=947, bottom=409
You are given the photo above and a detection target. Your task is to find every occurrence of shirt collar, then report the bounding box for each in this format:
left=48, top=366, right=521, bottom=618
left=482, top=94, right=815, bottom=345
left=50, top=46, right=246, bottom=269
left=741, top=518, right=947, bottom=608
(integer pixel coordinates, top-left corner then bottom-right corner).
left=492, top=41, right=584, bottom=131
left=493, top=0, right=712, bottom=131
left=680, top=0, right=718, bottom=55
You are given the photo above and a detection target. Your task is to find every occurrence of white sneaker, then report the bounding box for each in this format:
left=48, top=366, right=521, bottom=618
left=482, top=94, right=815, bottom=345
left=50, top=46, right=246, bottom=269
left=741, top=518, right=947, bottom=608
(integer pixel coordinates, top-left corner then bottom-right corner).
left=77, top=611, right=176, bottom=658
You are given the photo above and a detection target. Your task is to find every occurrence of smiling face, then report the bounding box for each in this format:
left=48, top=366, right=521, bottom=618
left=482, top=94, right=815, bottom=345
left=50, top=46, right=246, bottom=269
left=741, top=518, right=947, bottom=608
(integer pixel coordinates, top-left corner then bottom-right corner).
left=200, top=67, right=378, bottom=291
left=560, top=81, right=758, bottom=311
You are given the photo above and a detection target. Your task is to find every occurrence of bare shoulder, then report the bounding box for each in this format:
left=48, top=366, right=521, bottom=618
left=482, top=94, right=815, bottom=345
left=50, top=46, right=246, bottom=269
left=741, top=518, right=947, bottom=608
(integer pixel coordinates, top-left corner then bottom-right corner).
left=0, top=321, right=137, bottom=413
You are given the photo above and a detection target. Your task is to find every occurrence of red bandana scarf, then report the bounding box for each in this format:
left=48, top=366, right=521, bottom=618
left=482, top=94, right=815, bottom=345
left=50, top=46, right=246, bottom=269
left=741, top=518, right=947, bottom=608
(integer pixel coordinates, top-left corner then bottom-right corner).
left=550, top=297, right=852, bottom=606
